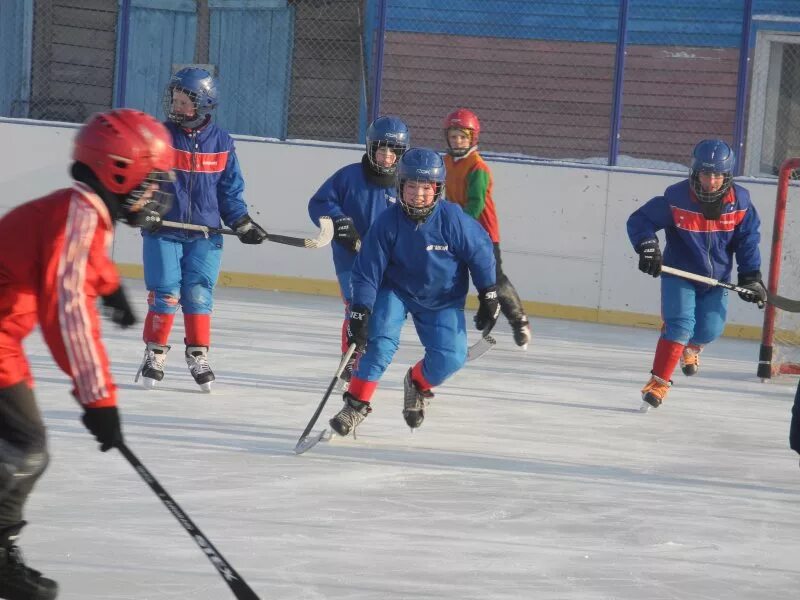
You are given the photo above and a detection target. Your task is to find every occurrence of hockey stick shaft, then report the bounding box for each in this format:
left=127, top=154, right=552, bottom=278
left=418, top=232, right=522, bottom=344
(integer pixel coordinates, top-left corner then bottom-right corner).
left=660, top=265, right=800, bottom=312
left=161, top=216, right=333, bottom=249
left=295, top=344, right=357, bottom=453
left=117, top=443, right=261, bottom=600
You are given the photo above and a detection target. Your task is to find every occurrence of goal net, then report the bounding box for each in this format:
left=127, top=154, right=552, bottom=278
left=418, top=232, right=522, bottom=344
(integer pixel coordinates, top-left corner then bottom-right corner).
left=758, top=157, right=800, bottom=379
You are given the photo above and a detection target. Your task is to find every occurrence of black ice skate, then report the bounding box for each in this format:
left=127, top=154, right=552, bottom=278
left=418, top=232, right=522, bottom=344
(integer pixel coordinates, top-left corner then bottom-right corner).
left=135, top=342, right=170, bottom=389
left=0, top=524, right=58, bottom=600
left=511, top=318, right=531, bottom=350
left=329, top=393, right=371, bottom=437
left=403, top=369, right=434, bottom=430
left=185, top=345, right=215, bottom=392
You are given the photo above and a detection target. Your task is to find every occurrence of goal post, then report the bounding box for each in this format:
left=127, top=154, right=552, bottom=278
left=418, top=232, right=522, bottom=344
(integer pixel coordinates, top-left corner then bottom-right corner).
left=758, top=157, right=800, bottom=379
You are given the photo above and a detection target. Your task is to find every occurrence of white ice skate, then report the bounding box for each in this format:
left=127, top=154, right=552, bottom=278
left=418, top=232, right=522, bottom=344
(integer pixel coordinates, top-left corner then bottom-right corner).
left=135, top=343, right=170, bottom=389
left=185, top=345, right=215, bottom=393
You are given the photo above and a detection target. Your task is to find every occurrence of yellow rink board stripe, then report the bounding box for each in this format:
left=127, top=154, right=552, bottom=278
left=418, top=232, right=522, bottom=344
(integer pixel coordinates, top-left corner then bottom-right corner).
left=116, top=263, right=769, bottom=342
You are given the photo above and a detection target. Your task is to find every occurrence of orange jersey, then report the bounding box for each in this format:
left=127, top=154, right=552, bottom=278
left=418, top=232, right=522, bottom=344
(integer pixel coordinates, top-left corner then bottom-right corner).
left=444, top=151, right=500, bottom=242
left=0, top=182, right=120, bottom=407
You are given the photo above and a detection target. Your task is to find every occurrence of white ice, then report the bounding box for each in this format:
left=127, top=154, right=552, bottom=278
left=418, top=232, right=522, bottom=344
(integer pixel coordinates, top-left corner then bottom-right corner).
left=19, top=279, right=800, bottom=599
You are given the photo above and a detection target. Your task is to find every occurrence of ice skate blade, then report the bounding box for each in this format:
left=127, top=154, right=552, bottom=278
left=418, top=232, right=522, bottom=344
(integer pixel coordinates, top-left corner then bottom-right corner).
left=199, top=382, right=212, bottom=393
left=639, top=401, right=652, bottom=413
left=141, top=377, right=157, bottom=390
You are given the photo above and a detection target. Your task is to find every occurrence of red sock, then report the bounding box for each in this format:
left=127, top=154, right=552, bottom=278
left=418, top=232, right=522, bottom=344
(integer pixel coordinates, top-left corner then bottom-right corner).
left=348, top=377, right=378, bottom=402
left=411, top=361, right=433, bottom=391
left=651, top=337, right=685, bottom=381
left=143, top=312, right=175, bottom=346
left=184, top=314, right=211, bottom=347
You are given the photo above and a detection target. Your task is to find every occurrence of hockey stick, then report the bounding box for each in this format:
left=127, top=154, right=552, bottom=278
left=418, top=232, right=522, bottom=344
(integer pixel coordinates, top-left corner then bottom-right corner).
left=661, top=265, right=800, bottom=313
left=294, top=344, right=357, bottom=454
left=117, top=443, right=261, bottom=600
left=467, top=326, right=496, bottom=362
left=161, top=216, right=333, bottom=249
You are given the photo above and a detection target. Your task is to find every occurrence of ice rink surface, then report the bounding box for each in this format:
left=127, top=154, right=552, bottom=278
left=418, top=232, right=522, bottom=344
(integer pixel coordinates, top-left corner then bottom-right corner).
left=20, top=279, right=800, bottom=599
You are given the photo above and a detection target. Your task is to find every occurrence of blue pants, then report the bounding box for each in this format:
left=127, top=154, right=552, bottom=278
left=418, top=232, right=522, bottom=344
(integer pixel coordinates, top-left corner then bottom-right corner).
left=354, top=288, right=467, bottom=386
left=142, top=234, right=223, bottom=314
left=661, top=274, right=728, bottom=345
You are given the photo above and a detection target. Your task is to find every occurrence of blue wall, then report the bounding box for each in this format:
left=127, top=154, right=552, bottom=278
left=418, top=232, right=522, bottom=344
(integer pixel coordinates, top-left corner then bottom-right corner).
left=387, top=0, right=800, bottom=47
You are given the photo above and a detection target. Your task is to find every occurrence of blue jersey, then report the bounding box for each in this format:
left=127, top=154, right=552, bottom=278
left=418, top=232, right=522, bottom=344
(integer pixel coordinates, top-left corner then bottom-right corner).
left=308, top=158, right=397, bottom=275
left=153, top=120, right=248, bottom=240
left=627, top=179, right=761, bottom=283
left=351, top=200, right=496, bottom=312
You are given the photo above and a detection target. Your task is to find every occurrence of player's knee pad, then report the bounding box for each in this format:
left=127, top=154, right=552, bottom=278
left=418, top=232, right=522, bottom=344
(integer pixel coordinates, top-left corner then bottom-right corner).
left=148, top=289, right=181, bottom=314
left=0, top=441, right=48, bottom=496
left=181, top=283, right=213, bottom=313
left=662, top=321, right=694, bottom=346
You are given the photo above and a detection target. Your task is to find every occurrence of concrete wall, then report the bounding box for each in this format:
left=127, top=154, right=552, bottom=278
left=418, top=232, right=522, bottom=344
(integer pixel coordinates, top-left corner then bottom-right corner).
left=1, top=118, right=792, bottom=338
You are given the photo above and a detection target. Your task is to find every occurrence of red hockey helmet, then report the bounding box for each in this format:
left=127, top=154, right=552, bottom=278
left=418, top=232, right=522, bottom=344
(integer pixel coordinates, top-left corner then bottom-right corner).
left=72, top=109, right=174, bottom=195
left=443, top=108, right=481, bottom=146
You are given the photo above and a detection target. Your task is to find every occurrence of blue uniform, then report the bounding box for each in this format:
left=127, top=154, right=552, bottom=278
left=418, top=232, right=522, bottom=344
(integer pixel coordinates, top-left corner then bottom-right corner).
left=351, top=200, right=495, bottom=385
left=308, top=158, right=397, bottom=301
left=627, top=180, right=761, bottom=345
left=143, top=120, right=248, bottom=315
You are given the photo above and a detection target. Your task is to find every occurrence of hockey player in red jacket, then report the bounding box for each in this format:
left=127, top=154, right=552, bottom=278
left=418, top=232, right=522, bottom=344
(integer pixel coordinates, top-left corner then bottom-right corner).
left=0, top=108, right=174, bottom=600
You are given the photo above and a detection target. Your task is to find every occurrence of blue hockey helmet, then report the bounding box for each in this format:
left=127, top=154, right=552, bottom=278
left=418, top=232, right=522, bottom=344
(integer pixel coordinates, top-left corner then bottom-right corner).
left=366, top=116, right=410, bottom=175
left=690, top=139, right=735, bottom=205
left=396, top=148, right=446, bottom=221
left=163, top=67, right=218, bottom=128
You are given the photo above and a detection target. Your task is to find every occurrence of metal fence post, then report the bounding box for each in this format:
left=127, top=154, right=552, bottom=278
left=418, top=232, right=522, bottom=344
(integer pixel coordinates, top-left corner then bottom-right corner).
left=370, top=0, right=388, bottom=124
left=608, top=0, right=630, bottom=167
left=115, top=0, right=131, bottom=108
left=733, top=0, right=754, bottom=176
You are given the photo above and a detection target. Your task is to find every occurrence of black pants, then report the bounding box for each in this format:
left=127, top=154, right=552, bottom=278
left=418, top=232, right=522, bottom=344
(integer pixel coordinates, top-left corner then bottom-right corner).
left=493, top=243, right=526, bottom=324
left=791, top=379, right=800, bottom=455
left=0, top=382, right=48, bottom=534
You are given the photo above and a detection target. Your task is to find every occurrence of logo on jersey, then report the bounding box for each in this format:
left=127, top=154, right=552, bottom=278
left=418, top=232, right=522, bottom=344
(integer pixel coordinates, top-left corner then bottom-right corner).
left=426, top=244, right=449, bottom=252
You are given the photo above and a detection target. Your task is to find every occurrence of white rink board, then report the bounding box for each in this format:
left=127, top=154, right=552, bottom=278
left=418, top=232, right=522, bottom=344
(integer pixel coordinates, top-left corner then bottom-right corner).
left=0, top=118, right=789, bottom=329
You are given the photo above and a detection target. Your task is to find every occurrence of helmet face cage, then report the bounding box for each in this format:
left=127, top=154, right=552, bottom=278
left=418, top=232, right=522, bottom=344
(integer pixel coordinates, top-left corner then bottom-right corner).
left=163, top=68, right=218, bottom=127
left=444, top=109, right=480, bottom=156
left=689, top=139, right=735, bottom=204
left=396, top=149, right=446, bottom=221
left=367, top=140, right=408, bottom=175
left=122, top=169, right=175, bottom=222
left=366, top=116, right=410, bottom=175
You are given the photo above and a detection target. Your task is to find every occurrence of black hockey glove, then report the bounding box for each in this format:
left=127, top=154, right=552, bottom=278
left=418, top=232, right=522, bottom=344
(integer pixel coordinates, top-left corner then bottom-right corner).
left=101, top=286, right=136, bottom=328
left=333, top=216, right=361, bottom=252
left=346, top=305, right=371, bottom=352
left=82, top=406, right=123, bottom=452
left=126, top=204, right=164, bottom=232
left=737, top=271, right=767, bottom=306
left=233, top=216, right=268, bottom=244
left=636, top=239, right=662, bottom=277
left=474, top=286, right=500, bottom=332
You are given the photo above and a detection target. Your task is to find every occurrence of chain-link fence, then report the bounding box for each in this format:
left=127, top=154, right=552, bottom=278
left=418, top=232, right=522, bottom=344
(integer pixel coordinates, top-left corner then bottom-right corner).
left=2, top=0, right=800, bottom=176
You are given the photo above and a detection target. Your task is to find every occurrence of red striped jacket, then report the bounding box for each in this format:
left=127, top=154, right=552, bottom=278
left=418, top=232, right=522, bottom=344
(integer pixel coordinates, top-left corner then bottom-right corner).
left=0, top=183, right=119, bottom=407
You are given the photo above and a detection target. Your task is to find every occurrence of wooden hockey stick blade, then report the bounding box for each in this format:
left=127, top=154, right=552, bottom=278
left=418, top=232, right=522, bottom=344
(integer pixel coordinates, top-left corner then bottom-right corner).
left=294, top=429, right=332, bottom=455
left=266, top=216, right=334, bottom=248
left=467, top=334, right=496, bottom=362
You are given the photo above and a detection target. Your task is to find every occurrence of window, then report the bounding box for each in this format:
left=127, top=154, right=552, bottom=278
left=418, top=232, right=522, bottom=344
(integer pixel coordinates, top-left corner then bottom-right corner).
left=745, top=31, right=800, bottom=176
